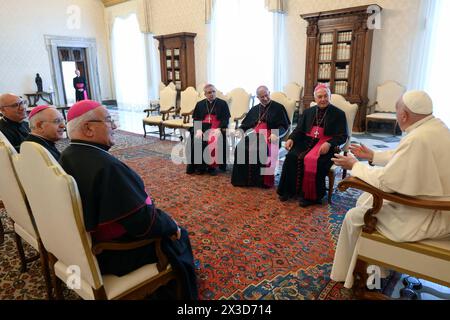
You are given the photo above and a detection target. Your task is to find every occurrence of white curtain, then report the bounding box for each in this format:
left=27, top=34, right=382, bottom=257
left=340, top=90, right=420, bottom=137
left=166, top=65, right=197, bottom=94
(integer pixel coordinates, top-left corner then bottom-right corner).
left=209, top=0, right=274, bottom=94
left=408, top=0, right=450, bottom=126
left=273, top=12, right=286, bottom=91
left=111, top=13, right=149, bottom=111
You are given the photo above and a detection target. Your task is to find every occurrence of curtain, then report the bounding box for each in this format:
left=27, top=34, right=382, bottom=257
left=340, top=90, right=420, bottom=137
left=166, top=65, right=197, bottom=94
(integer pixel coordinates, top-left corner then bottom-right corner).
left=273, top=12, right=286, bottom=91
left=209, top=0, right=274, bottom=94
left=111, top=14, right=149, bottom=111
left=136, top=0, right=152, bottom=33
left=423, top=0, right=450, bottom=126
left=408, top=0, right=450, bottom=126
left=265, top=0, right=285, bottom=13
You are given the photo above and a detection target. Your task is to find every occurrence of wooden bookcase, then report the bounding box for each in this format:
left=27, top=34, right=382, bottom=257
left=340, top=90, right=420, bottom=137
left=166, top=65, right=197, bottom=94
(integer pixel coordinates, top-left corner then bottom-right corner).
left=301, top=5, right=381, bottom=132
left=154, top=32, right=196, bottom=92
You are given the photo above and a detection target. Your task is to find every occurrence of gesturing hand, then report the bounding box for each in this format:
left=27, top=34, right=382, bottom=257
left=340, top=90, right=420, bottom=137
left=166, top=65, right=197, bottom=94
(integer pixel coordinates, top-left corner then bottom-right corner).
left=349, top=143, right=374, bottom=161
left=331, top=153, right=358, bottom=170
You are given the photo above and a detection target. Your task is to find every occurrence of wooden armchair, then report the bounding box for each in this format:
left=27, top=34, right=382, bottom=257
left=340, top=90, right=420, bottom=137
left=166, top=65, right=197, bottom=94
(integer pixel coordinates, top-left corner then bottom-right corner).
left=366, top=81, right=405, bottom=135
left=161, top=86, right=198, bottom=140
left=143, top=86, right=177, bottom=139
left=338, top=177, right=450, bottom=300
left=15, top=142, right=183, bottom=300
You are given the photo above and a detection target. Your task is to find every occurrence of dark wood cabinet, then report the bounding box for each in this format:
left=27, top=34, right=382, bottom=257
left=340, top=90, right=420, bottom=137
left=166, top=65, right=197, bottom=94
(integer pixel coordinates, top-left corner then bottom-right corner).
left=301, top=5, right=381, bottom=131
left=154, top=32, right=196, bottom=92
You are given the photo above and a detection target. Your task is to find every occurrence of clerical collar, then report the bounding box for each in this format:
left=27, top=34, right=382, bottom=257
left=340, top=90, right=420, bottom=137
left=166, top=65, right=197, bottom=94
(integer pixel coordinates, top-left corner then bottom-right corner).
left=2, top=116, right=25, bottom=126
left=70, top=139, right=111, bottom=152
left=29, top=133, right=56, bottom=147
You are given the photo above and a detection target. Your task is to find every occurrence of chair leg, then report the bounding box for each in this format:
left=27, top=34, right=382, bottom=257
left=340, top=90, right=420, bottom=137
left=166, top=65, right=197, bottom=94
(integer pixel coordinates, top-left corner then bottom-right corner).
left=48, top=253, right=64, bottom=300
left=327, top=171, right=335, bottom=204
left=14, top=232, right=28, bottom=273
left=143, top=122, right=147, bottom=138
left=38, top=241, right=54, bottom=300
left=342, top=168, right=347, bottom=179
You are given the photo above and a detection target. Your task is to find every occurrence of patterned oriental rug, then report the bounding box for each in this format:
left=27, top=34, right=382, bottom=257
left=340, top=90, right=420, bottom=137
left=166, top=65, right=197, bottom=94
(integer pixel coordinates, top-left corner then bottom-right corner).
left=1, top=130, right=368, bottom=300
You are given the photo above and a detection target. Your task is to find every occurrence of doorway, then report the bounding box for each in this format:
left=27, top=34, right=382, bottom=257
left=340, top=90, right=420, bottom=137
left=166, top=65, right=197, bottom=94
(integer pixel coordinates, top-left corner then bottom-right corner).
left=58, top=47, right=90, bottom=106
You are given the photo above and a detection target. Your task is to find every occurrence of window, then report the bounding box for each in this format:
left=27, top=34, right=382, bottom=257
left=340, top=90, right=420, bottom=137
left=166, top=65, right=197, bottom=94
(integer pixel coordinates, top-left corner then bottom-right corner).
left=111, top=14, right=149, bottom=111
left=209, top=0, right=275, bottom=94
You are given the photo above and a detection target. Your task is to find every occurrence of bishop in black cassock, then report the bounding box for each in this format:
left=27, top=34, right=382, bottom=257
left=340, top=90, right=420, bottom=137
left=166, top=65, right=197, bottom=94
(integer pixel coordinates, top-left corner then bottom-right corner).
left=231, top=86, right=290, bottom=188
left=60, top=100, right=198, bottom=300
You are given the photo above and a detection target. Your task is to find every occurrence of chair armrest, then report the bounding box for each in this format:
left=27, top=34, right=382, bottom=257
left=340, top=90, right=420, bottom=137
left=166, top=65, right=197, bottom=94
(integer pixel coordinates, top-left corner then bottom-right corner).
left=160, top=107, right=175, bottom=115
left=144, top=105, right=160, bottom=117
left=92, top=239, right=156, bottom=254
left=366, top=102, right=377, bottom=115
left=182, top=110, right=194, bottom=124
left=181, top=110, right=194, bottom=117
left=337, top=177, right=450, bottom=233
left=160, top=107, right=175, bottom=121
left=233, top=113, right=247, bottom=122
left=92, top=238, right=170, bottom=272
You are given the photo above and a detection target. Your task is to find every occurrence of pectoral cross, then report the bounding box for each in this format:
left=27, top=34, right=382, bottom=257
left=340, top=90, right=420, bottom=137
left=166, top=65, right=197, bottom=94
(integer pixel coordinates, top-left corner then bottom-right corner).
left=207, top=115, right=211, bottom=123
left=314, top=129, right=319, bottom=138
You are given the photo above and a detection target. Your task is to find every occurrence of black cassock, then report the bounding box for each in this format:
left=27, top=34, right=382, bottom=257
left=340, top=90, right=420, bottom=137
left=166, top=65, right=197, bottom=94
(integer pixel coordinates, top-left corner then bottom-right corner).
left=231, top=101, right=290, bottom=188
left=24, top=134, right=61, bottom=160
left=59, top=141, right=198, bottom=300
left=73, top=76, right=87, bottom=101
left=0, top=117, right=30, bottom=152
left=186, top=98, right=230, bottom=172
left=277, top=104, right=348, bottom=201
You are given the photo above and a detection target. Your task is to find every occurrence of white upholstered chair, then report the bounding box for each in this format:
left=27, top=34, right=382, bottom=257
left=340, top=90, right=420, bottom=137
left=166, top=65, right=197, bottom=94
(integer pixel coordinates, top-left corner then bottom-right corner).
left=161, top=86, right=198, bottom=139
left=283, top=82, right=303, bottom=113
left=366, top=81, right=405, bottom=135
left=338, top=177, right=450, bottom=300
left=15, top=142, right=182, bottom=300
left=143, top=86, right=177, bottom=139
left=270, top=91, right=296, bottom=138
left=227, top=88, right=251, bottom=130
left=311, top=94, right=358, bottom=203
left=0, top=136, right=53, bottom=299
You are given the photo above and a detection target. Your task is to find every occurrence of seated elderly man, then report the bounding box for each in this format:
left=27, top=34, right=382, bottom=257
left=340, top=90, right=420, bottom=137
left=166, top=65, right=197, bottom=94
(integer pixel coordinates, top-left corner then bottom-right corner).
left=0, top=93, right=30, bottom=152
left=330, top=90, right=450, bottom=288
left=23, top=105, right=65, bottom=159
left=59, top=100, right=198, bottom=300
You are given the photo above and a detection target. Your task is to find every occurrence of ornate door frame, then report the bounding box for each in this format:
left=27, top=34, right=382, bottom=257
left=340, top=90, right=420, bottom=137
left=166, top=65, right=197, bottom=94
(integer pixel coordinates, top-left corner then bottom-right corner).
left=45, top=35, right=102, bottom=106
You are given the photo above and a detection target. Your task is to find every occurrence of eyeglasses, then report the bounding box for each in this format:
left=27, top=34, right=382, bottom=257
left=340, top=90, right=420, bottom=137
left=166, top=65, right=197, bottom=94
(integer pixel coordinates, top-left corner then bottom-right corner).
left=87, top=118, right=116, bottom=126
left=43, top=118, right=65, bottom=125
left=2, top=99, right=28, bottom=108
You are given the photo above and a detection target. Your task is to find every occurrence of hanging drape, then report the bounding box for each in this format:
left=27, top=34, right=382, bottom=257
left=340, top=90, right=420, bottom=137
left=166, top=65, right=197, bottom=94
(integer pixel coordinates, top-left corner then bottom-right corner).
left=265, top=0, right=285, bottom=13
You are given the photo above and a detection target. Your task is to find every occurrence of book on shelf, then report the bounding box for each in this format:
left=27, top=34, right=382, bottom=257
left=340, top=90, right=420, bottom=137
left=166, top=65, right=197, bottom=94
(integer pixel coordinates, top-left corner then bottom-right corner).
left=166, top=49, right=171, bottom=56
left=174, top=48, right=180, bottom=56
left=174, top=60, right=179, bottom=68
left=166, top=59, right=172, bottom=68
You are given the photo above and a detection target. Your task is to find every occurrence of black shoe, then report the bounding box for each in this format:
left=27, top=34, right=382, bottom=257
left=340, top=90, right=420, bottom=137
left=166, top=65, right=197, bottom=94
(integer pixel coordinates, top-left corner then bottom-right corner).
left=219, top=164, right=227, bottom=172
left=196, top=169, right=205, bottom=175
left=207, top=167, right=218, bottom=176
left=186, top=165, right=195, bottom=174
left=299, top=198, right=315, bottom=207
left=279, top=195, right=289, bottom=202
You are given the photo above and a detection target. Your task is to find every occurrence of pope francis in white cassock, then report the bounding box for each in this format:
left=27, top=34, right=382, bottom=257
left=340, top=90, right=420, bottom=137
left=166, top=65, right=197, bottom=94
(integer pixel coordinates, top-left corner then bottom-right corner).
left=330, top=90, right=450, bottom=288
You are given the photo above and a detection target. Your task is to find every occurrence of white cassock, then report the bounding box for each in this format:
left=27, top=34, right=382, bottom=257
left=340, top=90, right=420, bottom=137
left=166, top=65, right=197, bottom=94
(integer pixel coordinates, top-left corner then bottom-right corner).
left=330, top=115, right=450, bottom=288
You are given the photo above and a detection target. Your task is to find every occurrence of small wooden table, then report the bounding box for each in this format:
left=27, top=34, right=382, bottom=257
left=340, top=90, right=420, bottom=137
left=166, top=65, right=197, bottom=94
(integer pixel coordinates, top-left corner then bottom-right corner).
left=24, top=92, right=54, bottom=107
